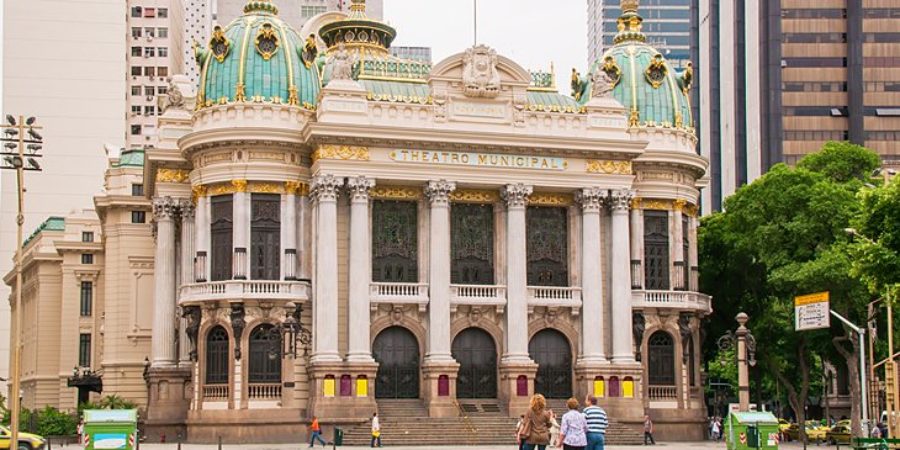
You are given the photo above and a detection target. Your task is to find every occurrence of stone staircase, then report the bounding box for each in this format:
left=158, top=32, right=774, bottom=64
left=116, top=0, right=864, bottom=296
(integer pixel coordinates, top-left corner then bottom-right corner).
left=340, top=399, right=644, bottom=446
left=545, top=400, right=645, bottom=446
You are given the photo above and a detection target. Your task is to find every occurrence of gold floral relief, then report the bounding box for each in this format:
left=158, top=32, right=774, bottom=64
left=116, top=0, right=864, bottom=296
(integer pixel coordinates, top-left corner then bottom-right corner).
left=231, top=179, right=248, bottom=192
left=630, top=196, right=642, bottom=210
left=450, top=189, right=500, bottom=204
left=254, top=23, right=280, bottom=61
left=156, top=168, right=191, bottom=183
left=206, top=183, right=233, bottom=197
left=248, top=182, right=283, bottom=194
left=640, top=198, right=674, bottom=211
left=191, top=185, right=208, bottom=200
left=586, top=159, right=633, bottom=175
left=312, top=145, right=370, bottom=163
left=370, top=185, right=422, bottom=200
left=284, top=181, right=310, bottom=196
left=683, top=203, right=699, bottom=217
left=528, top=192, right=574, bottom=207
left=673, top=199, right=687, bottom=212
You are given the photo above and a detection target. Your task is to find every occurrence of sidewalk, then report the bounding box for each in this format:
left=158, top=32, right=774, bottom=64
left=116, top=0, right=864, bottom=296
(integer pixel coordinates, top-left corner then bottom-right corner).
left=137, top=441, right=730, bottom=450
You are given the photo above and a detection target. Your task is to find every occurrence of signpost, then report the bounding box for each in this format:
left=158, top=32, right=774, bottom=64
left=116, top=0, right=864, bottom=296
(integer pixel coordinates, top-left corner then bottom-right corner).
left=795, top=292, right=830, bottom=331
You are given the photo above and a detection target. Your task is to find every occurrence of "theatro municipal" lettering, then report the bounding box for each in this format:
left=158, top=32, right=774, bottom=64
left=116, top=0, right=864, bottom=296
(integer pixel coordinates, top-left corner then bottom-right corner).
left=389, top=149, right=568, bottom=171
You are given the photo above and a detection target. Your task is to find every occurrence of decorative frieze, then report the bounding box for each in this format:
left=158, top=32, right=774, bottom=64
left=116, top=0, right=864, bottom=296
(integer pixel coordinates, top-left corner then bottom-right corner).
left=312, top=144, right=370, bottom=163
left=528, top=192, right=573, bottom=207
left=156, top=168, right=191, bottom=183
left=424, top=180, right=456, bottom=206
left=370, top=185, right=422, bottom=201
left=575, top=187, right=607, bottom=212
left=310, top=174, right=343, bottom=202
left=231, top=179, right=248, bottom=193
left=502, top=184, right=533, bottom=208
left=284, top=181, right=310, bottom=196
left=191, top=185, right=207, bottom=201
left=449, top=189, right=501, bottom=204
left=585, top=159, right=633, bottom=175
left=346, top=175, right=376, bottom=201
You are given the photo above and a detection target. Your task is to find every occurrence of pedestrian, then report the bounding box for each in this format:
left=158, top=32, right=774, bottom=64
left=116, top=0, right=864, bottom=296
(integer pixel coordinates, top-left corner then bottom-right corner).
left=643, top=414, right=656, bottom=445
left=549, top=409, right=561, bottom=447
left=711, top=417, right=721, bottom=442
left=370, top=412, right=382, bottom=448
left=871, top=423, right=882, bottom=439
left=583, top=395, right=608, bottom=450
left=557, top=397, right=588, bottom=450
left=308, top=416, right=327, bottom=447
left=516, top=414, right=527, bottom=450
left=521, top=393, right=553, bottom=450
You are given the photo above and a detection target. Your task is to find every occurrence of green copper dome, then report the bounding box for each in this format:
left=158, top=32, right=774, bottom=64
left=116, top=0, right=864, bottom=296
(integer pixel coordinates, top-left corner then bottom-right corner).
left=575, top=0, right=694, bottom=131
left=194, top=0, right=320, bottom=109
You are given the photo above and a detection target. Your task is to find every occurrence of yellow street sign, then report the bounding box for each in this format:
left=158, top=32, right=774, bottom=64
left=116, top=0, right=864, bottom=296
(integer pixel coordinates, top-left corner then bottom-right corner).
left=795, top=291, right=829, bottom=306
left=795, top=291, right=830, bottom=330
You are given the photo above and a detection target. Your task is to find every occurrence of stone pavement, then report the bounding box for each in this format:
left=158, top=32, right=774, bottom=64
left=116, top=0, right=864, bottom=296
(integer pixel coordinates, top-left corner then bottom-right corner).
left=136, top=441, right=731, bottom=450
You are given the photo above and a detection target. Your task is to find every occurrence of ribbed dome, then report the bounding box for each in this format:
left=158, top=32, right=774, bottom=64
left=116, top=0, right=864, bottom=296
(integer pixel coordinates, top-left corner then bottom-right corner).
left=577, top=0, right=694, bottom=131
left=194, top=0, right=320, bottom=109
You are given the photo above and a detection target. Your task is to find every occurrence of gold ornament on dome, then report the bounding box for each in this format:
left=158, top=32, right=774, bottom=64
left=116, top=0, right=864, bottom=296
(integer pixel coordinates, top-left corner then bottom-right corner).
left=370, top=185, right=422, bottom=201
left=312, top=145, right=370, bottom=163
left=156, top=168, right=191, bottom=183
left=450, top=189, right=500, bottom=204
left=621, top=0, right=639, bottom=13
left=681, top=62, right=694, bottom=94
left=586, top=159, right=633, bottom=175
left=209, top=26, right=231, bottom=63
left=601, top=56, right=622, bottom=88
left=528, top=192, right=574, bottom=207
left=645, top=54, right=668, bottom=89
left=255, top=23, right=280, bottom=60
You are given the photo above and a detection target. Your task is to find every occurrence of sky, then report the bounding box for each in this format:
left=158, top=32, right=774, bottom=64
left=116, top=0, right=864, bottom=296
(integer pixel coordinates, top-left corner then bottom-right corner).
left=382, top=0, right=588, bottom=91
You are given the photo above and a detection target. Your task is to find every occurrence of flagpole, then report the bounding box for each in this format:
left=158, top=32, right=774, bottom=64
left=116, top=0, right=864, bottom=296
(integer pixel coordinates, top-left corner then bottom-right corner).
left=474, top=0, right=477, bottom=45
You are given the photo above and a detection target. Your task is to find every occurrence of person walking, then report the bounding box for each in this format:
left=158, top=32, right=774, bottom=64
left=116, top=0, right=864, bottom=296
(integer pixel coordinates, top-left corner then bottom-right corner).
left=643, top=415, right=656, bottom=445
left=521, top=394, right=553, bottom=450
left=711, top=417, right=721, bottom=442
left=308, top=416, right=327, bottom=447
left=370, top=412, right=382, bottom=448
left=516, top=414, right=527, bottom=450
left=557, top=397, right=589, bottom=450
left=583, top=395, right=608, bottom=450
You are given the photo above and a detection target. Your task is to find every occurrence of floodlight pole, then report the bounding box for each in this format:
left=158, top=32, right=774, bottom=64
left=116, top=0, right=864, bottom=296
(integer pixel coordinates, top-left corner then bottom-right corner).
left=830, top=310, right=869, bottom=436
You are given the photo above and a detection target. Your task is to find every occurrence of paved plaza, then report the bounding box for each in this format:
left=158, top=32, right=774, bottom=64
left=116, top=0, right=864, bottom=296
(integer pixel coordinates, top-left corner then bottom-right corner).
left=136, top=441, right=739, bottom=450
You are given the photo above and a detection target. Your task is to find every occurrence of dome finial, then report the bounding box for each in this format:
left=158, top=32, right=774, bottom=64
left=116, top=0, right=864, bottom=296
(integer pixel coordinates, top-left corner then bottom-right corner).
left=613, top=0, right=646, bottom=44
left=349, top=0, right=368, bottom=18
left=243, top=0, right=279, bottom=15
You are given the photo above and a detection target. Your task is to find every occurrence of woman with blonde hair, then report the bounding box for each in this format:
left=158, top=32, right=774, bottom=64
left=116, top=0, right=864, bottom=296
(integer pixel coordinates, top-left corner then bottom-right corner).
left=520, top=394, right=553, bottom=450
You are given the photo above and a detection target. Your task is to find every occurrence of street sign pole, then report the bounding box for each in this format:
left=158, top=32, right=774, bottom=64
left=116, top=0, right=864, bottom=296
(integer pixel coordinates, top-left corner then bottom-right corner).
left=830, top=310, right=869, bottom=437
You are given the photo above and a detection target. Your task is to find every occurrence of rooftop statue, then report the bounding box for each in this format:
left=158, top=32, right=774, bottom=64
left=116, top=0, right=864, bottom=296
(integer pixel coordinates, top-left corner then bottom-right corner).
left=462, top=45, right=501, bottom=98
left=591, top=69, right=615, bottom=99
left=327, top=43, right=356, bottom=81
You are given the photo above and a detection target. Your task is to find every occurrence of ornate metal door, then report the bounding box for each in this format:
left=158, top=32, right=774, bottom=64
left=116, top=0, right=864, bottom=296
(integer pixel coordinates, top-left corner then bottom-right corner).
left=643, top=210, right=670, bottom=290
left=372, top=201, right=418, bottom=282
left=451, top=203, right=495, bottom=284
left=529, top=329, right=572, bottom=399
left=452, top=328, right=497, bottom=398
left=526, top=207, right=569, bottom=286
left=373, top=326, right=420, bottom=398
left=210, top=195, right=233, bottom=281
left=648, top=331, right=675, bottom=386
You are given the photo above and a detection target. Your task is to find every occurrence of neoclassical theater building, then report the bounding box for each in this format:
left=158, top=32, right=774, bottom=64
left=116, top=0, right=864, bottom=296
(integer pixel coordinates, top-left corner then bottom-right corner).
left=7, top=0, right=711, bottom=442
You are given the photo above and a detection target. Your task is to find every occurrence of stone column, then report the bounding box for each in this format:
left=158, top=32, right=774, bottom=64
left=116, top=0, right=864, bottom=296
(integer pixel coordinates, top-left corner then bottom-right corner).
left=347, top=176, right=375, bottom=362
left=501, top=183, right=533, bottom=363
left=151, top=197, right=178, bottom=367
left=672, top=199, right=685, bottom=290
left=232, top=180, right=249, bottom=280
left=193, top=186, right=209, bottom=282
left=735, top=312, right=751, bottom=411
left=688, top=214, right=699, bottom=291
left=283, top=182, right=299, bottom=280
left=178, top=200, right=195, bottom=365
left=576, top=187, right=607, bottom=365
left=610, top=190, right=635, bottom=363
left=311, top=174, right=342, bottom=363
left=629, top=200, right=643, bottom=289
left=423, top=179, right=456, bottom=362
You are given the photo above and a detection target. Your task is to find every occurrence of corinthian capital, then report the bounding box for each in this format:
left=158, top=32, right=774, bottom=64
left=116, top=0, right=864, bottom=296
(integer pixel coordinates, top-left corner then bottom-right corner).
left=576, top=187, right=607, bottom=213
left=152, top=196, right=179, bottom=220
left=346, top=175, right=376, bottom=202
left=608, top=189, right=635, bottom=211
left=502, top=183, right=533, bottom=208
left=178, top=198, right=196, bottom=220
left=310, top=174, right=343, bottom=202
left=425, top=179, right=456, bottom=206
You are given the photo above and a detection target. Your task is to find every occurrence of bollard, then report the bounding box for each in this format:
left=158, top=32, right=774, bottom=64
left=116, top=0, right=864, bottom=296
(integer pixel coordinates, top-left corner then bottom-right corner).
left=177, top=441, right=182, bottom=450
left=218, top=435, right=223, bottom=450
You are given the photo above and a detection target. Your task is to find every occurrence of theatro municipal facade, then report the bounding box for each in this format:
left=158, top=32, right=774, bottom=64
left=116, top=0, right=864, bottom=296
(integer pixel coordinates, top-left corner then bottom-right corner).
left=7, top=0, right=711, bottom=442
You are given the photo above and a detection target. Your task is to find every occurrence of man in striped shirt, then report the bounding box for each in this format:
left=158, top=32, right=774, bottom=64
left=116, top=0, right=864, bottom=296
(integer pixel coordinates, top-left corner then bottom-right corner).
left=583, top=394, right=609, bottom=450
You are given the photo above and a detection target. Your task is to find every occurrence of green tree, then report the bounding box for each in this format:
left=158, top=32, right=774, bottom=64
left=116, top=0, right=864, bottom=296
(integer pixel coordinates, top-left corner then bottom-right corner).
left=700, top=141, right=879, bottom=437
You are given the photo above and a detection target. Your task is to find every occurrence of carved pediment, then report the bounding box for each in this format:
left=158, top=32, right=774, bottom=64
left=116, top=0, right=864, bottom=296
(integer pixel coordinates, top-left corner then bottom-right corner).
left=429, top=45, right=532, bottom=97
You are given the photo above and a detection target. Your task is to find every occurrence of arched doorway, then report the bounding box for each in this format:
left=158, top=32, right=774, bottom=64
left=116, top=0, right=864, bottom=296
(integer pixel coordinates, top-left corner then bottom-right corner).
left=529, top=329, right=572, bottom=399
left=205, top=326, right=229, bottom=385
left=648, top=331, right=675, bottom=386
left=373, top=326, right=420, bottom=398
left=452, top=328, right=497, bottom=398
left=248, top=324, right=281, bottom=383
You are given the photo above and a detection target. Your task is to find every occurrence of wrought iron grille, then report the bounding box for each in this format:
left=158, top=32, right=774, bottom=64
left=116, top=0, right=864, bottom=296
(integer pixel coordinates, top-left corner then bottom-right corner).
left=648, top=331, right=675, bottom=386
left=526, top=206, right=569, bottom=286
left=451, top=203, right=495, bottom=284
left=205, top=326, right=229, bottom=384
left=373, top=326, right=420, bottom=398
left=248, top=324, right=282, bottom=383
left=452, top=328, right=497, bottom=398
left=643, top=210, right=670, bottom=290
left=372, top=200, right=418, bottom=282
left=210, top=195, right=234, bottom=281
left=250, top=194, right=280, bottom=280
left=529, top=329, right=573, bottom=399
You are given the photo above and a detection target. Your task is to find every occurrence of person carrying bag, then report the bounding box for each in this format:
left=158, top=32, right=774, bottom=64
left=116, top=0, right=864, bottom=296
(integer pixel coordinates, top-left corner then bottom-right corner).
left=521, top=394, right=553, bottom=450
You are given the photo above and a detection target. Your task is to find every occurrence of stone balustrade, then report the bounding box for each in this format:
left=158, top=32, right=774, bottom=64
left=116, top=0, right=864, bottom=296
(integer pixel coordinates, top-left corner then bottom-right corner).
left=369, top=282, right=429, bottom=311
left=449, top=284, right=507, bottom=312
left=179, top=280, right=311, bottom=304
left=526, top=286, right=583, bottom=315
left=631, top=289, right=712, bottom=313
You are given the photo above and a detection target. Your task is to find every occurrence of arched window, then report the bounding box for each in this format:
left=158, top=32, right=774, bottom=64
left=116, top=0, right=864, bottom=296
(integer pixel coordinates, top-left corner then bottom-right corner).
left=648, top=331, right=675, bottom=386
left=248, top=324, right=282, bottom=383
left=205, top=326, right=229, bottom=384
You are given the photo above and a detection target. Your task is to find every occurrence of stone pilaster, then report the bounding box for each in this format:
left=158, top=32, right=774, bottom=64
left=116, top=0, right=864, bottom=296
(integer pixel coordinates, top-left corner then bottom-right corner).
left=576, top=187, right=607, bottom=366
left=310, top=174, right=342, bottom=363
left=283, top=182, right=299, bottom=280
left=630, top=200, right=643, bottom=289
left=232, top=180, right=248, bottom=280
left=673, top=199, right=686, bottom=290
left=346, top=175, right=375, bottom=362
left=178, top=200, right=195, bottom=365
left=193, top=187, right=209, bottom=282
left=501, top=183, right=532, bottom=363
left=151, top=196, right=178, bottom=367
left=609, top=190, right=636, bottom=364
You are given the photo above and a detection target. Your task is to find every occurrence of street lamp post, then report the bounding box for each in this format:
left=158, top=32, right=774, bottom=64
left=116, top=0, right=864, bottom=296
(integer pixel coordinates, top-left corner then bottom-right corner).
left=717, top=312, right=757, bottom=412
left=0, top=115, right=44, bottom=447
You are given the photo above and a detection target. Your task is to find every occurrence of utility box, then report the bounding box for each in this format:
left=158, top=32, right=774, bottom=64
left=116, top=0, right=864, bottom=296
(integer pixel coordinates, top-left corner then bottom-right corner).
left=82, top=409, right=138, bottom=450
left=726, top=411, right=780, bottom=450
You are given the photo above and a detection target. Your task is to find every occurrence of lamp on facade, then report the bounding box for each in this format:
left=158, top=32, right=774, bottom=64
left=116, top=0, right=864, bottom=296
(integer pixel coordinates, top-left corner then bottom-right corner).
left=265, top=301, right=312, bottom=360
left=67, top=366, right=103, bottom=406
left=2, top=115, right=43, bottom=446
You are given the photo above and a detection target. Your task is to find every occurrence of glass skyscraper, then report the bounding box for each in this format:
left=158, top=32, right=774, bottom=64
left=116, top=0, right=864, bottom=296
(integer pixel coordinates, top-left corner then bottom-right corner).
left=589, top=0, right=692, bottom=70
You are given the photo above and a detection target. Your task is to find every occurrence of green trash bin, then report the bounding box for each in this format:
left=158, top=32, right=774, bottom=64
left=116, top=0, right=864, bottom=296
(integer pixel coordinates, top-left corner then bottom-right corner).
left=82, top=409, right=138, bottom=450
left=333, top=427, right=344, bottom=446
left=726, top=411, right=780, bottom=450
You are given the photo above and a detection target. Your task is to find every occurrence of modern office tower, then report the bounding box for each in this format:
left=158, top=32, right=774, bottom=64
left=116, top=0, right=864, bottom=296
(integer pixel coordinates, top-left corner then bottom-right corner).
left=0, top=0, right=127, bottom=394
left=127, top=0, right=185, bottom=149
left=390, top=46, right=433, bottom=63
left=698, top=0, right=900, bottom=212
left=183, top=0, right=214, bottom=84
left=589, top=0, right=692, bottom=69
left=214, top=0, right=382, bottom=29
